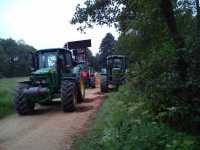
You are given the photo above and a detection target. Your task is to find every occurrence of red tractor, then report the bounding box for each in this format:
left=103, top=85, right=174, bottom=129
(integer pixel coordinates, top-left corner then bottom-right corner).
left=64, top=40, right=96, bottom=88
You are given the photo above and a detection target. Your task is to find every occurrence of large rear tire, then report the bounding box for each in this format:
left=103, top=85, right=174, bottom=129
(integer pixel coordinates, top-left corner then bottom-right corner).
left=14, top=83, right=35, bottom=115
left=100, top=76, right=108, bottom=93
left=77, top=78, right=85, bottom=103
left=61, top=80, right=77, bottom=112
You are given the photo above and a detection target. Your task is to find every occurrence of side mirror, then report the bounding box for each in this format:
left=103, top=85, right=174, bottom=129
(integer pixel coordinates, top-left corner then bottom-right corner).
left=30, top=67, right=35, bottom=72
left=73, top=60, right=78, bottom=66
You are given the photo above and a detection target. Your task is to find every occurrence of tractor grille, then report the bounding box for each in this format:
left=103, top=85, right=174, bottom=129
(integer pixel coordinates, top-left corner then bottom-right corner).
left=32, top=75, right=49, bottom=86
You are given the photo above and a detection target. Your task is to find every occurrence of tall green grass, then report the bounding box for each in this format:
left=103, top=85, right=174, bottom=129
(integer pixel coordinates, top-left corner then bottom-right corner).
left=0, top=77, right=27, bottom=118
left=74, top=85, right=200, bottom=150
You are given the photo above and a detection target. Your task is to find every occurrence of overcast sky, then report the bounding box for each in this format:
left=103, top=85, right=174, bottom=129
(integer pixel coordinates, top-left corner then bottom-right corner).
left=0, top=0, right=119, bottom=55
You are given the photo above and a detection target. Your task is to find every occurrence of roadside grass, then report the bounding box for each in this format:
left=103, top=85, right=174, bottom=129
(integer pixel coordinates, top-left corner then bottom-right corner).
left=74, top=85, right=200, bottom=150
left=0, top=77, right=27, bottom=118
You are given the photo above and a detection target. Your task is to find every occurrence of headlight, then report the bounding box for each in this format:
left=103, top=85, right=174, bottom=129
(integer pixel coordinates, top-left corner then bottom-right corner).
left=41, top=80, right=47, bottom=84
left=36, top=80, right=41, bottom=84
left=35, top=80, right=47, bottom=84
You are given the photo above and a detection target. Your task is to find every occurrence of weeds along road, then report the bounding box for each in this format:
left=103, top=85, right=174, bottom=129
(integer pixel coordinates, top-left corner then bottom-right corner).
left=0, top=87, right=105, bottom=150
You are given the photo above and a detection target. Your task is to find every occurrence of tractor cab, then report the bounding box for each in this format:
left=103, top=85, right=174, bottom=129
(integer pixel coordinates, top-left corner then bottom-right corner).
left=107, top=55, right=127, bottom=77
left=31, top=48, right=74, bottom=90
left=100, top=55, right=127, bottom=92
left=33, top=48, right=73, bottom=72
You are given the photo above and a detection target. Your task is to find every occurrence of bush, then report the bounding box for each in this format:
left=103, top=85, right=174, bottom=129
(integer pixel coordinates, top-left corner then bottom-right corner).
left=74, top=85, right=200, bottom=150
left=0, top=89, right=14, bottom=118
left=122, top=39, right=200, bottom=132
left=0, top=77, right=26, bottom=118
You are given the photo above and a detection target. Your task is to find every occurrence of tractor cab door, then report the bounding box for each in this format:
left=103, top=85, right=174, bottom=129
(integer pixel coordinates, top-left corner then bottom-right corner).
left=57, top=51, right=73, bottom=81
left=64, top=52, right=73, bottom=71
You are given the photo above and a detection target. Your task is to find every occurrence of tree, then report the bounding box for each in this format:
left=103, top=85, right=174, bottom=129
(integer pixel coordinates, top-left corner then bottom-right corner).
left=71, top=0, right=125, bottom=31
left=195, top=0, right=200, bottom=27
left=0, top=38, right=36, bottom=77
left=0, top=45, right=7, bottom=77
left=71, top=0, right=200, bottom=132
left=94, top=53, right=101, bottom=71
left=86, top=48, right=96, bottom=68
left=160, top=0, right=185, bottom=48
left=99, top=33, right=116, bottom=68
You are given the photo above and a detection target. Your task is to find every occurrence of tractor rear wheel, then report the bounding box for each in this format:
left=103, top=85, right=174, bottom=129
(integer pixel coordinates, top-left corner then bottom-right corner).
left=77, top=78, right=85, bottom=103
left=100, top=76, right=108, bottom=93
left=61, top=80, right=77, bottom=112
left=14, top=83, right=35, bottom=115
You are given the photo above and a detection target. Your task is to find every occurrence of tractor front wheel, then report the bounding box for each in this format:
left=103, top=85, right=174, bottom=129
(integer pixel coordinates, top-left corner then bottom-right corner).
left=100, top=76, right=108, bottom=93
left=61, top=80, right=77, bottom=112
left=14, top=83, right=35, bottom=115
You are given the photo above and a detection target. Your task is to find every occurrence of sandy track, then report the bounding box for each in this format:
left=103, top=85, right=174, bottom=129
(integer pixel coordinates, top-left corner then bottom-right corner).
left=0, top=88, right=105, bottom=150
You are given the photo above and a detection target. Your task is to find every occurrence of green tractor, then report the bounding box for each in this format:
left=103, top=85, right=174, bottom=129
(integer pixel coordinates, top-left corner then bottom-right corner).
left=14, top=48, right=86, bottom=115
left=100, top=55, right=127, bottom=92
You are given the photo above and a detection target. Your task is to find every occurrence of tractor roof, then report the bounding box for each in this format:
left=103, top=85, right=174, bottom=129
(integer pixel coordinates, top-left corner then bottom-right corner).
left=36, top=48, right=71, bottom=54
left=107, top=55, right=126, bottom=59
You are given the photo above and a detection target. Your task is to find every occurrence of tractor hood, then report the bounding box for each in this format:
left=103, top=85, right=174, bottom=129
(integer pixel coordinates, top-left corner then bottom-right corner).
left=32, top=67, right=55, bottom=75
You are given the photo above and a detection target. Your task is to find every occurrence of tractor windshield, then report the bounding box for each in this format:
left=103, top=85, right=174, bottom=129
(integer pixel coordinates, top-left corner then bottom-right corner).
left=113, top=58, right=123, bottom=68
left=108, top=58, right=123, bottom=69
left=38, top=52, right=57, bottom=69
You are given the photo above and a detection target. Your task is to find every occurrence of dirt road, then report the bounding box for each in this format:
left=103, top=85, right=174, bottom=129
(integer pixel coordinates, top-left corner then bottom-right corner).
left=0, top=88, right=105, bottom=150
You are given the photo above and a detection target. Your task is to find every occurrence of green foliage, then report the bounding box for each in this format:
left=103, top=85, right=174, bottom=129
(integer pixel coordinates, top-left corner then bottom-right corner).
left=113, top=0, right=200, bottom=132
left=71, top=0, right=124, bottom=31
left=86, top=48, right=97, bottom=69
left=0, top=38, right=36, bottom=78
left=98, top=33, right=116, bottom=68
left=74, top=86, right=200, bottom=150
left=0, top=77, right=26, bottom=118
left=72, top=0, right=200, bottom=136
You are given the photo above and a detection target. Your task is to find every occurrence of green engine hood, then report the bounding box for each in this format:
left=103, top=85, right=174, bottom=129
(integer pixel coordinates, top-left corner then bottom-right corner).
left=32, top=67, right=56, bottom=75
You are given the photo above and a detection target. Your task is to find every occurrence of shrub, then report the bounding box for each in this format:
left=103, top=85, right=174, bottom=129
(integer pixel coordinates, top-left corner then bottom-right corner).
left=124, top=39, right=200, bottom=132
left=74, top=86, right=200, bottom=150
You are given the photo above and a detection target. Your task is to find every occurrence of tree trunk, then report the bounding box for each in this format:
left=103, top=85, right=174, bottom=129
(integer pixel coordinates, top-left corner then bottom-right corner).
left=160, top=0, right=186, bottom=80
left=195, top=0, right=200, bottom=30
left=195, top=0, right=200, bottom=47
left=160, top=0, right=185, bottom=48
